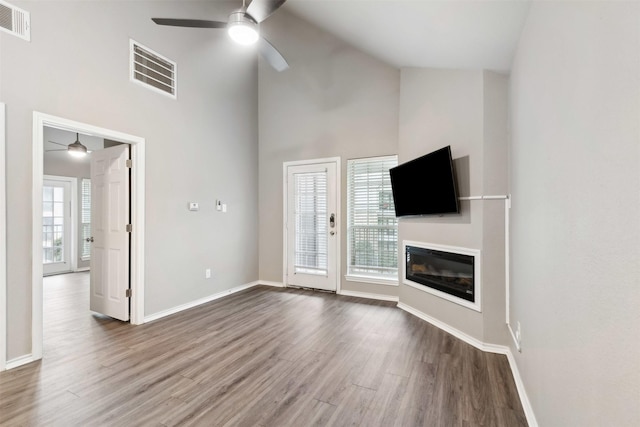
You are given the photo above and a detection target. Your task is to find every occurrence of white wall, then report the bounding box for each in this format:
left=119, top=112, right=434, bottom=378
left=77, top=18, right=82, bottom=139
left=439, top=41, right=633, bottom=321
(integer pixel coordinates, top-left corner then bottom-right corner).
left=1, top=0, right=259, bottom=360
left=509, top=1, right=640, bottom=425
left=258, top=10, right=400, bottom=296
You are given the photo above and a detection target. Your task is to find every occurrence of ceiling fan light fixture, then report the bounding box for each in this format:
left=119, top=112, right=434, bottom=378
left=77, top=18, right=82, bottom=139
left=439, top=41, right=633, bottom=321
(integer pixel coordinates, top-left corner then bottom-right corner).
left=227, top=11, right=259, bottom=45
left=67, top=134, right=88, bottom=158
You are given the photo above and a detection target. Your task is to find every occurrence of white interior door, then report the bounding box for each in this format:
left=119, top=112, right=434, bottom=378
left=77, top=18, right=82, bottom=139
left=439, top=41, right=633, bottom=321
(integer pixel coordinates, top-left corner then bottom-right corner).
left=286, top=161, right=338, bottom=291
left=42, top=177, right=73, bottom=276
left=90, top=144, right=130, bottom=321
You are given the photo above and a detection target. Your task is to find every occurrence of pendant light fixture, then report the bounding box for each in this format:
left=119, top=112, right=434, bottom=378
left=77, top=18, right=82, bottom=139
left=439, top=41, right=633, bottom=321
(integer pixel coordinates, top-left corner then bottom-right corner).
left=67, top=133, right=88, bottom=158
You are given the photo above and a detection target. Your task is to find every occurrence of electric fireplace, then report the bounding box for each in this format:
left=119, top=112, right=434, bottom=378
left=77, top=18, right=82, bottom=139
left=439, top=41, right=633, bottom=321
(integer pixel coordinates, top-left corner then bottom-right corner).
left=403, top=241, right=481, bottom=311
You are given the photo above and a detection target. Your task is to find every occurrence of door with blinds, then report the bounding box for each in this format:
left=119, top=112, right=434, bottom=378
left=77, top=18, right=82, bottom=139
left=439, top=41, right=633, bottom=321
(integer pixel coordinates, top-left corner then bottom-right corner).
left=285, top=160, right=338, bottom=291
left=42, top=177, right=73, bottom=276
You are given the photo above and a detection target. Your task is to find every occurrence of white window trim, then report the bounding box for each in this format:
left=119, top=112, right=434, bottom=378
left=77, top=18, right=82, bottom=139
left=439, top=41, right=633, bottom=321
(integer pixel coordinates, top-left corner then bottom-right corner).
left=345, top=274, right=398, bottom=287
left=346, top=154, right=399, bottom=283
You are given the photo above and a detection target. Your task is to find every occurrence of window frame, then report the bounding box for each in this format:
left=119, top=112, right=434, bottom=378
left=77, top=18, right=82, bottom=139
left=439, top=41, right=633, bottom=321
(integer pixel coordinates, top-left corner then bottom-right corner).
left=346, top=155, right=399, bottom=286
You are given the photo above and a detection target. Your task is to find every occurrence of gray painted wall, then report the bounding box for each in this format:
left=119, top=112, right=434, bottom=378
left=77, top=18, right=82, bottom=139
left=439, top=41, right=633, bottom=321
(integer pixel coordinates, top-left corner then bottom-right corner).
left=1, top=1, right=258, bottom=360
left=481, top=71, right=509, bottom=345
left=509, top=1, right=640, bottom=425
left=397, top=68, right=509, bottom=345
left=258, top=12, right=511, bottom=345
left=258, top=10, right=400, bottom=297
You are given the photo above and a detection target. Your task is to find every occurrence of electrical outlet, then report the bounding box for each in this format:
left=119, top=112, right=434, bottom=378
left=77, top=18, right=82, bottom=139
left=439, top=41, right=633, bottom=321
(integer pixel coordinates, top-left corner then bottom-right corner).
left=205, top=268, right=211, bottom=279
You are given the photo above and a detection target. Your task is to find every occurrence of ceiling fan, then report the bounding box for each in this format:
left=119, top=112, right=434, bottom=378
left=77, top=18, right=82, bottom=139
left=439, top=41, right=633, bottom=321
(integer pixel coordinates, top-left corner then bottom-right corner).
left=152, top=0, right=289, bottom=72
left=46, top=133, right=89, bottom=158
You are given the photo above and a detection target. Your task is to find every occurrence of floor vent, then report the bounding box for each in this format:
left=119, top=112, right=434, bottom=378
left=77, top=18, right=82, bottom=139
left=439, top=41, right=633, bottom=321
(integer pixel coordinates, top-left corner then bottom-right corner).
left=0, top=0, right=30, bottom=41
left=130, top=39, right=177, bottom=99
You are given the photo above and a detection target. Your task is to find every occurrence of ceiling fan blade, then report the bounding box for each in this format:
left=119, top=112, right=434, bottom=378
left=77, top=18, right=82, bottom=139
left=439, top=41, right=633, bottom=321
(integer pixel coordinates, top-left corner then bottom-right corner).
left=258, top=38, right=289, bottom=72
left=45, top=149, right=66, bottom=152
left=48, top=140, right=67, bottom=147
left=246, top=0, right=287, bottom=23
left=151, top=18, right=227, bottom=28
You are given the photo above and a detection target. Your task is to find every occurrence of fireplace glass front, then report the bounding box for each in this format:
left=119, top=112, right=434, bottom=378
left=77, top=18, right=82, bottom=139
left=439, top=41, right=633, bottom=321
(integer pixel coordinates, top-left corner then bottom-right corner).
left=405, top=245, right=475, bottom=303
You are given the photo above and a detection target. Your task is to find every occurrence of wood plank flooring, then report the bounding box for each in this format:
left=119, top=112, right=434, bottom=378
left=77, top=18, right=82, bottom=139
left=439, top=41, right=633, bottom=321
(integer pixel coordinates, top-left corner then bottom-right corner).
left=0, top=273, right=527, bottom=426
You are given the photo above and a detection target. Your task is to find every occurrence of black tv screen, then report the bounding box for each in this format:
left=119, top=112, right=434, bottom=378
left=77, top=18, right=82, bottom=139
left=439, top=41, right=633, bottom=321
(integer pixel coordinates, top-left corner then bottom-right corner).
left=389, top=146, right=459, bottom=217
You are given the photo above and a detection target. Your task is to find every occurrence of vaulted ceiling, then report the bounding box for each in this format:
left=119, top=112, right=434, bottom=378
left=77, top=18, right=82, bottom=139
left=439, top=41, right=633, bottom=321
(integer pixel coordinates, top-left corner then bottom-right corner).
left=283, top=0, right=531, bottom=72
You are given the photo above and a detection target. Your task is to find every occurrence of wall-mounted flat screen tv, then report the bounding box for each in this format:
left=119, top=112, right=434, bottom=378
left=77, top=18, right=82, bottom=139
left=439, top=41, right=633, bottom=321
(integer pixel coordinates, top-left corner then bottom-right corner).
left=389, top=145, right=459, bottom=217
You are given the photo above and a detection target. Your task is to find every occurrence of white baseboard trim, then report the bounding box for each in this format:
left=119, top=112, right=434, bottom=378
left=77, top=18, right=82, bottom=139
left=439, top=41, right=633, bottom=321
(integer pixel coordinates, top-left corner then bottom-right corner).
left=256, top=280, right=285, bottom=288
left=144, top=281, right=260, bottom=323
left=505, top=349, right=539, bottom=427
left=338, top=289, right=399, bottom=302
left=397, top=302, right=500, bottom=353
left=397, top=302, right=537, bottom=427
left=5, top=354, right=36, bottom=370
left=75, top=267, right=90, bottom=272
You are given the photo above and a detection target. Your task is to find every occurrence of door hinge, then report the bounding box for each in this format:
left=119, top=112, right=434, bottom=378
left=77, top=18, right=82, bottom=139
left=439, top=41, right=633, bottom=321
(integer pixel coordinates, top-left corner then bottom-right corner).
left=126, top=159, right=132, bottom=168
left=126, top=224, right=133, bottom=233
left=126, top=289, right=132, bottom=298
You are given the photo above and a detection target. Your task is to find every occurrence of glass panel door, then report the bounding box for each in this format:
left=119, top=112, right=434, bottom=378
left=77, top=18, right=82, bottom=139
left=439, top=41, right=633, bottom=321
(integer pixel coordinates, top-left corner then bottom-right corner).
left=43, top=178, right=72, bottom=275
left=286, top=161, right=338, bottom=291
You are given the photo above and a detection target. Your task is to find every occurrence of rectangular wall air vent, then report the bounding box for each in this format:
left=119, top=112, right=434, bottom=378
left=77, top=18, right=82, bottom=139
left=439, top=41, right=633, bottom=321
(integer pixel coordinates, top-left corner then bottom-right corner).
left=0, top=0, right=30, bottom=41
left=130, top=39, right=177, bottom=99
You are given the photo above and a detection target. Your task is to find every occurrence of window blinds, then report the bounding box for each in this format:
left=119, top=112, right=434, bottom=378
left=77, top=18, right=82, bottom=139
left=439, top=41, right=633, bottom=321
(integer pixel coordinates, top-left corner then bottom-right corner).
left=294, top=171, right=328, bottom=275
left=81, top=178, right=91, bottom=260
left=347, top=156, right=398, bottom=278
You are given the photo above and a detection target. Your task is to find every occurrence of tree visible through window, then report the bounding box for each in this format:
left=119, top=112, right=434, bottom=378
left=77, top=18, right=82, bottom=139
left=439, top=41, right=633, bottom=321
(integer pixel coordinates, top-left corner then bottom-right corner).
left=347, top=156, right=398, bottom=279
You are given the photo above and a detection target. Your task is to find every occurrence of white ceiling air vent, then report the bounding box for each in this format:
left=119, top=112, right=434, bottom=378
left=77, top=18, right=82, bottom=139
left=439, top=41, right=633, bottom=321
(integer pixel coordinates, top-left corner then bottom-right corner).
left=0, top=0, right=30, bottom=41
left=130, top=39, right=177, bottom=99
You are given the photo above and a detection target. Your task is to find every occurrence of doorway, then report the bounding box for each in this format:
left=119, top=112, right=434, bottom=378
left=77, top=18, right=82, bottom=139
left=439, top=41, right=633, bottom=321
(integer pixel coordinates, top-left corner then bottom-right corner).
left=32, top=112, right=146, bottom=362
left=283, top=158, right=341, bottom=292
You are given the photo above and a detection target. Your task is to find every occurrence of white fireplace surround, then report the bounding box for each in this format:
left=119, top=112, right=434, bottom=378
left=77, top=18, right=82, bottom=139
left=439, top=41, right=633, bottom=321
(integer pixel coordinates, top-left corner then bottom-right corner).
left=402, top=240, right=482, bottom=312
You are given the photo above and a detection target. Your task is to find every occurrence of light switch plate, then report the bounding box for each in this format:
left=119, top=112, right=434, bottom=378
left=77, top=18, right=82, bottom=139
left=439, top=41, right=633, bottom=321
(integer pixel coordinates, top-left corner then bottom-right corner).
left=189, top=202, right=199, bottom=211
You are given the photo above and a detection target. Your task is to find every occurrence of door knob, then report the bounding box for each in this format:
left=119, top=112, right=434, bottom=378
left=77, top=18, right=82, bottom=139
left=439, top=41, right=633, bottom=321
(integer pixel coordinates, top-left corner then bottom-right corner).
left=86, top=237, right=94, bottom=242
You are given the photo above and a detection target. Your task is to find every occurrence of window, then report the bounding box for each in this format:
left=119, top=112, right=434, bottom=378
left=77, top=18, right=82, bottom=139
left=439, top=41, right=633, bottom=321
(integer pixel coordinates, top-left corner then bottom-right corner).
left=80, top=178, right=91, bottom=260
left=293, top=171, right=328, bottom=275
left=347, top=155, right=398, bottom=283
left=42, top=184, right=65, bottom=263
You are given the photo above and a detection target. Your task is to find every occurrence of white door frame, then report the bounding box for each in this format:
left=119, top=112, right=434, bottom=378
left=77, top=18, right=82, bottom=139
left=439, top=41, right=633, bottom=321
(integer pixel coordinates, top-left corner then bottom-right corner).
left=1, top=103, right=7, bottom=371
left=32, top=112, right=146, bottom=362
left=282, top=157, right=341, bottom=292
left=42, top=175, right=78, bottom=275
